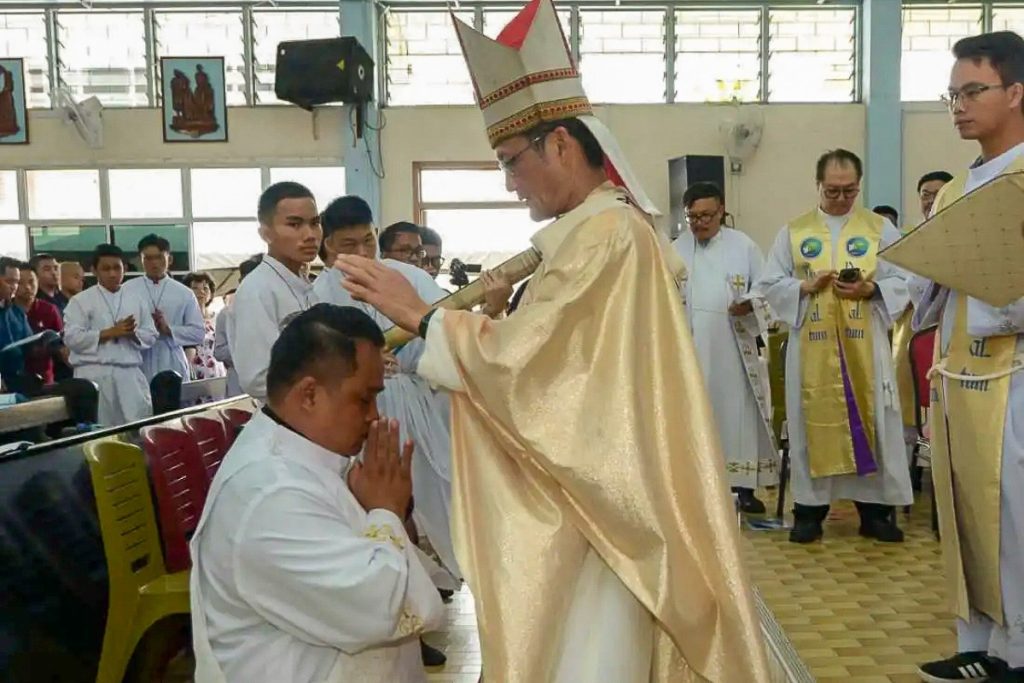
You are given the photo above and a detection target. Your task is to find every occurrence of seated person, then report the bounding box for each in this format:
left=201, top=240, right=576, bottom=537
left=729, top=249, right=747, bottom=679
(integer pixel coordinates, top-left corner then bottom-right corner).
left=15, top=261, right=65, bottom=385
left=190, top=304, right=445, bottom=683
left=0, top=256, right=34, bottom=388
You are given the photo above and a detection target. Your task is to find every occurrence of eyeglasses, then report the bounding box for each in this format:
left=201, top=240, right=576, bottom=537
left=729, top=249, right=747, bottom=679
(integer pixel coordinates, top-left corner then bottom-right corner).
left=821, top=186, right=860, bottom=200
left=498, top=133, right=548, bottom=176
left=685, top=211, right=720, bottom=224
left=425, top=256, right=445, bottom=269
left=941, top=83, right=1007, bottom=110
left=386, top=246, right=426, bottom=264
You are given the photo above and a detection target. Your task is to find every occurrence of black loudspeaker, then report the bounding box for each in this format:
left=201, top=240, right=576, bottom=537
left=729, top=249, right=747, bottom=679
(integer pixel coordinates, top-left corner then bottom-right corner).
left=275, top=37, right=375, bottom=109
left=668, top=155, right=726, bottom=239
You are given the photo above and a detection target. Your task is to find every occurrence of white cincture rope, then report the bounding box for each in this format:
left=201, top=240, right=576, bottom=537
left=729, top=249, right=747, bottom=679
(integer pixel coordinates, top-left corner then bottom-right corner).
left=928, top=355, right=1024, bottom=382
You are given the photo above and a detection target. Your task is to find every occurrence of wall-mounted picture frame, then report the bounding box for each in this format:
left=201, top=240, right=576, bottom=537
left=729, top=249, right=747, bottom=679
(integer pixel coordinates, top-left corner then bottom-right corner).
left=160, top=56, right=228, bottom=143
left=0, top=58, right=29, bottom=145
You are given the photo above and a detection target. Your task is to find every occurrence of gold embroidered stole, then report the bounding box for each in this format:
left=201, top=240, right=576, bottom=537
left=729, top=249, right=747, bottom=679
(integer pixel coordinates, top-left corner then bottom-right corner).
left=892, top=308, right=917, bottom=427
left=929, top=162, right=1022, bottom=623
left=790, top=208, right=882, bottom=477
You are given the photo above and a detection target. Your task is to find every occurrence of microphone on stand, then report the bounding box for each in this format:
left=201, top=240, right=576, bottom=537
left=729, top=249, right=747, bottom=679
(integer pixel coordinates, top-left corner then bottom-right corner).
left=448, top=258, right=482, bottom=288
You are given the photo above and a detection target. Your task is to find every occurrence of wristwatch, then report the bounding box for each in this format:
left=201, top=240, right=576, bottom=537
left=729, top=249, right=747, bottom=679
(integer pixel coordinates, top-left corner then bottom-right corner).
left=418, top=309, right=437, bottom=339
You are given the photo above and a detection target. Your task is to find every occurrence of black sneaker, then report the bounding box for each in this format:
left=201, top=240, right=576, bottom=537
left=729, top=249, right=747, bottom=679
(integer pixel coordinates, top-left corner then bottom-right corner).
left=917, top=652, right=1006, bottom=682
left=421, top=640, right=447, bottom=668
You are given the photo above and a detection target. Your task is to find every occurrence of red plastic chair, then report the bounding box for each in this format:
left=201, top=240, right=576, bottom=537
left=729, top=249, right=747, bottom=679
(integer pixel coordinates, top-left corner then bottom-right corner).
left=139, top=425, right=209, bottom=572
left=183, top=415, right=230, bottom=486
left=909, top=326, right=938, bottom=437
left=219, top=407, right=254, bottom=447
left=908, top=325, right=939, bottom=534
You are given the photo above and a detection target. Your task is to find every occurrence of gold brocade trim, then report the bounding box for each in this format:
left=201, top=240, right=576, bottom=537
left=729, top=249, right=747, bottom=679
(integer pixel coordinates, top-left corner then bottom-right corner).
left=485, top=97, right=592, bottom=146
left=396, top=608, right=424, bottom=637
left=726, top=459, right=779, bottom=475
left=479, top=68, right=580, bottom=109
left=363, top=524, right=405, bottom=550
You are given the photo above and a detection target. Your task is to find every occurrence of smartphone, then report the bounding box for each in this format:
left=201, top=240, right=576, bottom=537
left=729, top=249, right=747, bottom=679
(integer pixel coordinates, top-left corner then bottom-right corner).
left=837, top=267, right=861, bottom=283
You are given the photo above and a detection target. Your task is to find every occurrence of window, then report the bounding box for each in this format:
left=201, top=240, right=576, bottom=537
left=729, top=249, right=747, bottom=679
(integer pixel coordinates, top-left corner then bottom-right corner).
left=0, top=11, right=49, bottom=108
left=190, top=168, right=263, bottom=218
left=26, top=170, right=102, bottom=221
left=28, top=225, right=109, bottom=266
left=579, top=10, right=665, bottom=104
left=992, top=7, right=1024, bottom=36
left=109, top=169, right=184, bottom=220
left=253, top=10, right=341, bottom=105
left=0, top=225, right=28, bottom=260
left=675, top=10, right=760, bottom=103
left=0, top=170, right=19, bottom=221
left=154, top=11, right=248, bottom=107
left=269, top=167, right=346, bottom=211
left=386, top=11, right=475, bottom=106
left=483, top=9, right=572, bottom=39
left=902, top=7, right=983, bottom=102
left=192, top=221, right=266, bottom=270
left=415, top=165, right=533, bottom=270
left=112, top=224, right=190, bottom=272
left=57, top=11, right=149, bottom=107
left=768, top=9, right=855, bottom=103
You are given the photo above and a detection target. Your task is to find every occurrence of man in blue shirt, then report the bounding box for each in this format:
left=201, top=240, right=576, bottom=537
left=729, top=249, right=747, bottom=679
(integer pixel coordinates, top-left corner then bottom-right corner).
left=0, top=256, right=34, bottom=390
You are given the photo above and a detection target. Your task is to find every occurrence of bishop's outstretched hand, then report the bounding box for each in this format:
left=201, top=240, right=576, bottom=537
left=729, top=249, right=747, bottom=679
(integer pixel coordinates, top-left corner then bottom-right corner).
left=335, top=255, right=432, bottom=334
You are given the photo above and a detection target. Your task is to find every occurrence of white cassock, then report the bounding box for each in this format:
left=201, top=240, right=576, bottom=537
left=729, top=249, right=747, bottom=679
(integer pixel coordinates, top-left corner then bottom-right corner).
left=909, top=141, right=1024, bottom=668
left=213, top=306, right=242, bottom=397
left=673, top=227, right=779, bottom=490
left=123, top=275, right=206, bottom=381
left=315, top=261, right=460, bottom=582
left=63, top=284, right=159, bottom=426
left=190, top=410, right=445, bottom=683
left=229, top=256, right=317, bottom=403
left=756, top=214, right=913, bottom=506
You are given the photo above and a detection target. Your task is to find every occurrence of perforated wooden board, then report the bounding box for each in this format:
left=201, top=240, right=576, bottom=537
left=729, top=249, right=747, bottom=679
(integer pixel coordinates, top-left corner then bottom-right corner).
left=881, top=171, right=1024, bottom=308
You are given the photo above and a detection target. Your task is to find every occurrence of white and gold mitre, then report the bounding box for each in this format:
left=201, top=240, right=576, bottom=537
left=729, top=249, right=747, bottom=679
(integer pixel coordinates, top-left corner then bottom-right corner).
left=452, top=0, right=590, bottom=147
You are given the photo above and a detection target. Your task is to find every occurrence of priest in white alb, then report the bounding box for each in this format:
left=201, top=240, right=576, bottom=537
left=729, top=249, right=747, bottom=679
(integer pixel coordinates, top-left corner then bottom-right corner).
left=756, top=149, right=913, bottom=545
left=904, top=30, right=1024, bottom=683
left=191, top=305, right=444, bottom=683
left=64, top=244, right=158, bottom=425
left=672, top=181, right=778, bottom=514
left=336, top=1, right=770, bottom=680
left=122, top=233, right=206, bottom=382
left=314, top=194, right=461, bottom=586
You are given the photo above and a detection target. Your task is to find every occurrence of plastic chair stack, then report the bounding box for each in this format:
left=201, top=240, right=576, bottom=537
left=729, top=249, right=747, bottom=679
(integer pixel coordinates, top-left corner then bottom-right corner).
left=183, top=415, right=230, bottom=485
left=140, top=425, right=210, bottom=572
left=85, top=440, right=190, bottom=683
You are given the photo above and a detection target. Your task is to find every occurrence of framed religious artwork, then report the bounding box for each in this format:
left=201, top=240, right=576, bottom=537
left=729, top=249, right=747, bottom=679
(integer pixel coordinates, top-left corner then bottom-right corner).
left=160, top=57, right=228, bottom=143
left=0, top=58, right=29, bottom=145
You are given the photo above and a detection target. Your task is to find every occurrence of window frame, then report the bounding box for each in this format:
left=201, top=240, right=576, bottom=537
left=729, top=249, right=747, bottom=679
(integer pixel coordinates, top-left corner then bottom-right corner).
left=1, top=162, right=345, bottom=272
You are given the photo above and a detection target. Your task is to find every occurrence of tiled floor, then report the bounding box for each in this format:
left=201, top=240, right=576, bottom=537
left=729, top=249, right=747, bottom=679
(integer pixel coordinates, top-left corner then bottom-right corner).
left=427, top=492, right=953, bottom=683
left=742, top=492, right=955, bottom=683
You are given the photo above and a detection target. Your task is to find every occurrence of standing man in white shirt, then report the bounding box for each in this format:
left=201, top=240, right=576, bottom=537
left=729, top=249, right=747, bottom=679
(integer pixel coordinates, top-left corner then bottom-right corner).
left=229, top=182, right=321, bottom=402
left=63, top=244, right=158, bottom=425
left=912, top=30, right=1024, bottom=683
left=215, top=255, right=262, bottom=398
left=191, top=304, right=445, bottom=683
left=123, top=233, right=206, bottom=382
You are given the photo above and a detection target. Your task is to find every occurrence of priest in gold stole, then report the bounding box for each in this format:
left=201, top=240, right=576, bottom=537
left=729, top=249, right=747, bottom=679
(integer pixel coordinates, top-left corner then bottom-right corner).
left=910, top=31, right=1024, bottom=683
left=336, top=0, right=770, bottom=680
left=757, top=149, right=913, bottom=545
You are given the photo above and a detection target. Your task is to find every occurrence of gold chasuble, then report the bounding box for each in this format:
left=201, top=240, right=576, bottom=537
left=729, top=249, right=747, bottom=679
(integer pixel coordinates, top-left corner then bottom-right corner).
left=893, top=310, right=918, bottom=428
left=789, top=208, right=884, bottom=478
left=928, top=168, right=1021, bottom=623
left=439, top=185, right=768, bottom=682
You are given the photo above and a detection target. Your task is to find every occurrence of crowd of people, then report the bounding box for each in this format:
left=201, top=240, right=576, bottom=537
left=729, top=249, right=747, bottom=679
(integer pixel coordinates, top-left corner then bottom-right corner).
left=2, top=4, right=1022, bottom=681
